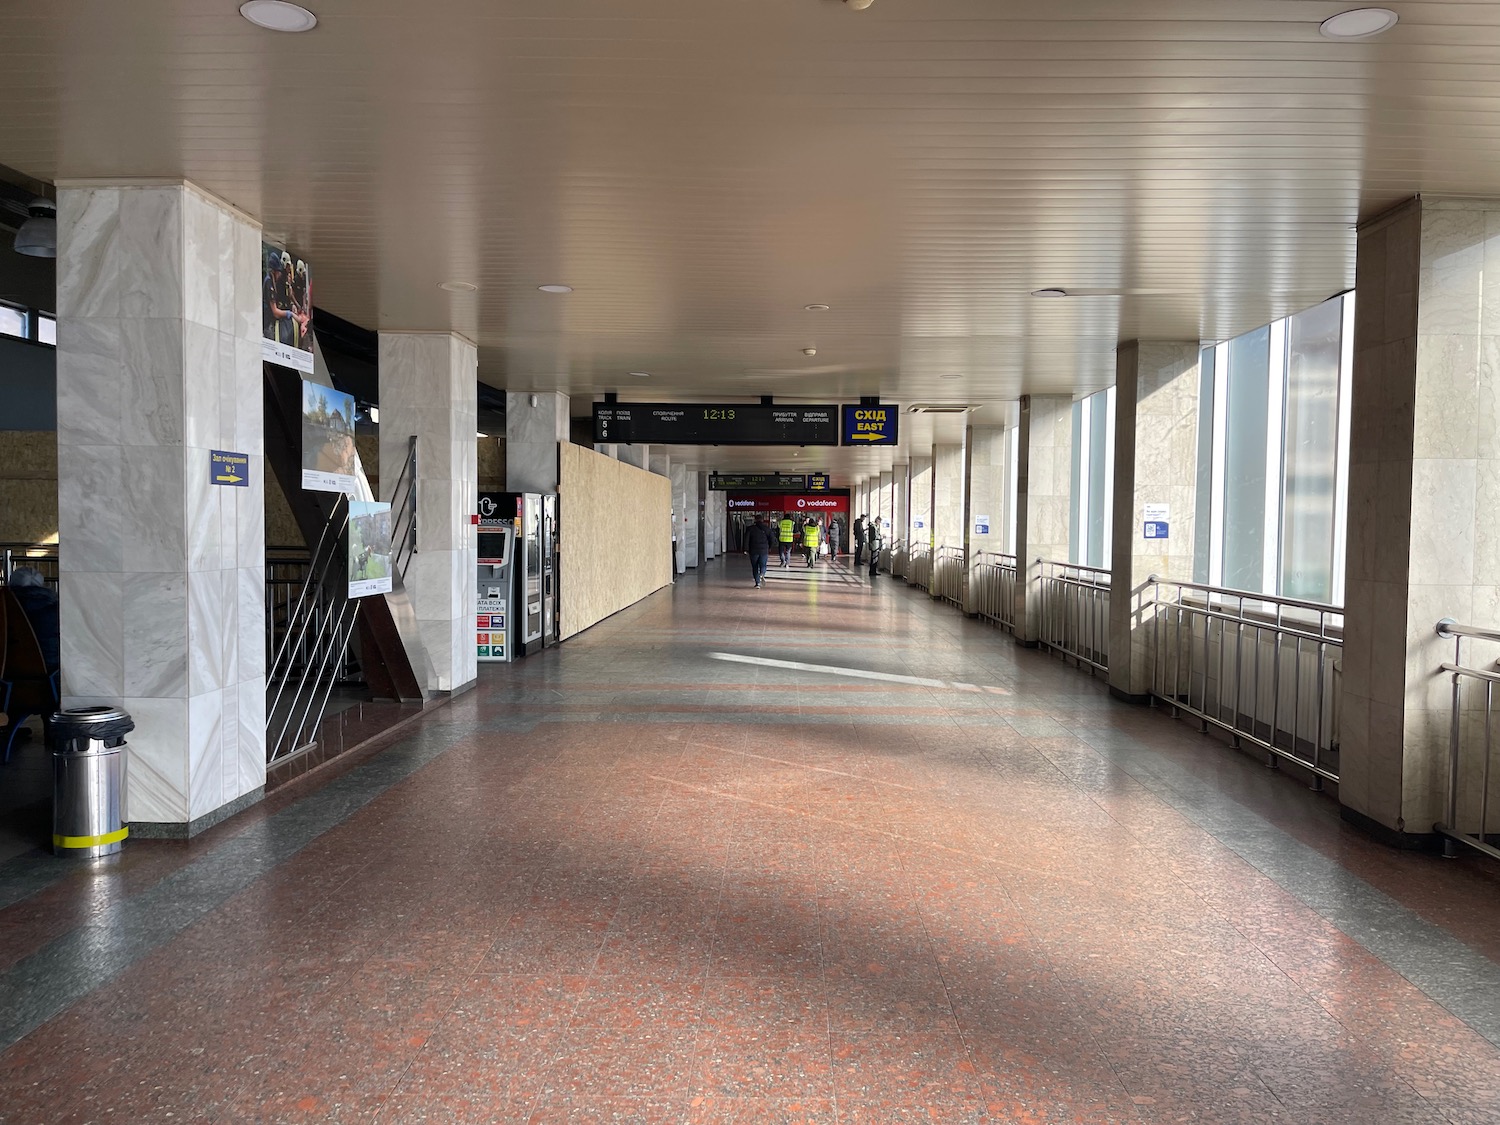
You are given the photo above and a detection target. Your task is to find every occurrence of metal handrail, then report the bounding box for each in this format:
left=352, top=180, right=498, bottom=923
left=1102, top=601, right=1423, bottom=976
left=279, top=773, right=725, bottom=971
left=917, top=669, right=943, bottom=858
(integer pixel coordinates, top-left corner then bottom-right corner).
left=387, top=435, right=418, bottom=578
left=906, top=542, right=934, bottom=590
left=933, top=544, right=966, bottom=607
left=1150, top=577, right=1342, bottom=785
left=970, top=551, right=1017, bottom=631
left=1435, top=619, right=1500, bottom=861
left=1, top=545, right=59, bottom=588
left=1037, top=558, right=1110, bottom=673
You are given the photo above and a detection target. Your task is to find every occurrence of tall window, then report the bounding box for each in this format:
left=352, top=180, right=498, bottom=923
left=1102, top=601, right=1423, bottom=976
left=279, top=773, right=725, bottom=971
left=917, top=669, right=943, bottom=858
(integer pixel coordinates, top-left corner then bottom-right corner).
left=1068, top=385, right=1115, bottom=569
left=1195, top=293, right=1354, bottom=604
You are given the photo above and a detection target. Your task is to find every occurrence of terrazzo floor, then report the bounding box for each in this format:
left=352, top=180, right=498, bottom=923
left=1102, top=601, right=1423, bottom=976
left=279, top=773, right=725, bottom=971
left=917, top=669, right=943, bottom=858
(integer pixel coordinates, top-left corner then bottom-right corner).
left=2, top=556, right=1499, bottom=1124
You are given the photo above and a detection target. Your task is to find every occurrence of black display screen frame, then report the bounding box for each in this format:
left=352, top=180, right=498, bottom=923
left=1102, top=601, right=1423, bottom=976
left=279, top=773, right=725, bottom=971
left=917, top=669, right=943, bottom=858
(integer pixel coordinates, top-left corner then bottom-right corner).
left=593, top=403, right=840, bottom=446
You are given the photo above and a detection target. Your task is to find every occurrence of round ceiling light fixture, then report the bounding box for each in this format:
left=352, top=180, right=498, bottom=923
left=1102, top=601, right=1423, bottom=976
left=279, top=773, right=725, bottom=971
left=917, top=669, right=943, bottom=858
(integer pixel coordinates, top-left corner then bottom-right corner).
left=538, top=284, right=573, bottom=294
left=802, top=347, right=818, bottom=356
left=239, top=1, right=318, bottom=33
left=1319, top=8, right=1398, bottom=39
left=13, top=198, right=56, bottom=258
left=803, top=303, right=830, bottom=311
left=438, top=280, right=478, bottom=292
left=1032, top=288, right=1068, bottom=298
left=628, top=371, right=651, bottom=378
left=844, top=0, right=875, bottom=9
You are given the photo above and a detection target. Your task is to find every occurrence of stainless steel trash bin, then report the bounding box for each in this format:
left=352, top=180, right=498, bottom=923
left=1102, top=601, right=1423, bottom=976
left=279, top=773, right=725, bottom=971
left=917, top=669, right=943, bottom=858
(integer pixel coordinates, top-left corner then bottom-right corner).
left=51, top=706, right=134, bottom=857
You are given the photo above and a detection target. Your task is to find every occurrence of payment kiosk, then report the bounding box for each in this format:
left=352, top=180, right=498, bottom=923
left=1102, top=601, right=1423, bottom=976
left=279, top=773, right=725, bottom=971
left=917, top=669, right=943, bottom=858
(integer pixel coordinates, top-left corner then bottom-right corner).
left=477, top=491, right=554, bottom=660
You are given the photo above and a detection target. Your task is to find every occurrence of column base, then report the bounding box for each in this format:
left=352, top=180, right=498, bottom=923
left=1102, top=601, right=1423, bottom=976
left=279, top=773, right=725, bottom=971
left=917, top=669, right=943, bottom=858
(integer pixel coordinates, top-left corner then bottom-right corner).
left=1014, top=637, right=1041, bottom=650
left=129, top=787, right=265, bottom=840
left=1339, top=805, right=1443, bottom=852
left=1108, top=686, right=1152, bottom=705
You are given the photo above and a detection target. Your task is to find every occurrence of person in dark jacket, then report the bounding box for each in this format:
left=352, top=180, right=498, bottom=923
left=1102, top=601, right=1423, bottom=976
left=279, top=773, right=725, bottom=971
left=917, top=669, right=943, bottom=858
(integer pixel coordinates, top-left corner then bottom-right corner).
left=7, top=567, right=59, bottom=672
left=745, top=517, right=774, bottom=588
left=853, top=515, right=867, bottom=566
left=866, top=518, right=884, bottom=578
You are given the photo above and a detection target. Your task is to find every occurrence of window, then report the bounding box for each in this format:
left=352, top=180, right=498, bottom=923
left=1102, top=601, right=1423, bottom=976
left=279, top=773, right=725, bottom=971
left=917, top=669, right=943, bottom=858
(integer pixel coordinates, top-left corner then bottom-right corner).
left=1195, top=293, right=1354, bottom=604
left=1068, top=385, right=1115, bottom=568
left=36, top=314, right=56, bottom=346
left=0, top=302, right=26, bottom=340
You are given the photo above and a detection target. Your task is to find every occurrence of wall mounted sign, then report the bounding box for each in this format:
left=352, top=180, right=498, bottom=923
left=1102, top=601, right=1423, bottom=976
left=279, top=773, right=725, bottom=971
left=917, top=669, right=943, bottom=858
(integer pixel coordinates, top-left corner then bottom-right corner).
left=973, top=514, right=991, bottom=535
left=300, top=380, right=358, bottom=494
left=210, top=450, right=249, bottom=487
left=808, top=473, right=830, bottom=491
left=1143, top=503, right=1170, bottom=540
left=710, top=473, right=808, bottom=491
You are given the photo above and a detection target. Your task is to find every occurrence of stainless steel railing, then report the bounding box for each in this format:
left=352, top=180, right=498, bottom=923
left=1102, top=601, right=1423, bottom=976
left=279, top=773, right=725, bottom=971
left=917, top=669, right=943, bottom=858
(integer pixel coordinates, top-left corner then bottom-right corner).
left=0, top=545, right=59, bottom=588
left=1038, top=559, right=1110, bottom=673
left=932, top=545, right=966, bottom=607
left=386, top=435, right=419, bottom=578
left=1149, top=577, right=1341, bottom=785
left=970, top=551, right=1017, bottom=631
left=265, top=503, right=363, bottom=764
left=1435, top=620, right=1500, bottom=860
left=906, top=543, right=933, bottom=590
left=888, top=538, right=909, bottom=579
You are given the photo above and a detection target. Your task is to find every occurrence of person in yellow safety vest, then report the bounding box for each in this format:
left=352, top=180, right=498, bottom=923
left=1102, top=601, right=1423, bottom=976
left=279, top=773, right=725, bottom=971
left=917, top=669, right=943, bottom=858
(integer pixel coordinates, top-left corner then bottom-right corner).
left=802, top=518, right=822, bottom=568
left=777, top=514, right=795, bottom=568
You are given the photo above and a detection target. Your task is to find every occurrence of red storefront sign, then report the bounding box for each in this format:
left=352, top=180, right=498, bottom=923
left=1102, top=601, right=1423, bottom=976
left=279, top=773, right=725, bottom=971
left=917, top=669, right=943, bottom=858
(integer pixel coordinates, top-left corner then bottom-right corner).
left=726, top=493, right=849, bottom=514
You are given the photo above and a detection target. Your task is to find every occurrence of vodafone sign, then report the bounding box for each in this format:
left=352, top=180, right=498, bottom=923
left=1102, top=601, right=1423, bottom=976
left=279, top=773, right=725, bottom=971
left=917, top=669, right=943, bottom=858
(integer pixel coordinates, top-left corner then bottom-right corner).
left=725, top=493, right=849, bottom=514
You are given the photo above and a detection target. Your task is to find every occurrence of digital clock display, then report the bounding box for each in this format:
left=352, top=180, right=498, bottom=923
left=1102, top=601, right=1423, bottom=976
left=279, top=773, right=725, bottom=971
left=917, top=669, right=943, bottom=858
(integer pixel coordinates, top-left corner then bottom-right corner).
left=593, top=403, right=839, bottom=446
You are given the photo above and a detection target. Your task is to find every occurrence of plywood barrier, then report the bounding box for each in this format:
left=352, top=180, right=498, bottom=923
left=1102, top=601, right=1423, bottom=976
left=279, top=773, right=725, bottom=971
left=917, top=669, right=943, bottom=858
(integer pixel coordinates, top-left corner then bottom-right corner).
left=558, top=443, right=673, bottom=639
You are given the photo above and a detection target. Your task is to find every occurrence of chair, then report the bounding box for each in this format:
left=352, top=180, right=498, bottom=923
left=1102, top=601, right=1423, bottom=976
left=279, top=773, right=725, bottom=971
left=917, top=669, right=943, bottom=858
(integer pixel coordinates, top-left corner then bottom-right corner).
left=0, top=587, right=59, bottom=763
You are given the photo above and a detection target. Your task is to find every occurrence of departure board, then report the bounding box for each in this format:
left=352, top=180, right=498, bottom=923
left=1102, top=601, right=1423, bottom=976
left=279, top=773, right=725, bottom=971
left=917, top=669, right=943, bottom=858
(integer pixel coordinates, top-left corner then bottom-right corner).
left=593, top=403, right=839, bottom=446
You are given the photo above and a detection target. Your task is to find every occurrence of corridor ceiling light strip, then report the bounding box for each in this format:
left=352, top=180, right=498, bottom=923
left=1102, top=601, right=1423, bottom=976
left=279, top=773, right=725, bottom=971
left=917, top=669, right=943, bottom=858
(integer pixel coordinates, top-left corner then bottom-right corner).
left=1319, top=8, right=1398, bottom=39
left=239, top=1, right=318, bottom=32
left=438, top=280, right=477, bottom=292
left=1032, top=288, right=1068, bottom=298
left=804, top=304, right=831, bottom=311
left=629, top=371, right=651, bottom=377
left=538, top=284, right=573, bottom=293
left=707, top=651, right=1009, bottom=694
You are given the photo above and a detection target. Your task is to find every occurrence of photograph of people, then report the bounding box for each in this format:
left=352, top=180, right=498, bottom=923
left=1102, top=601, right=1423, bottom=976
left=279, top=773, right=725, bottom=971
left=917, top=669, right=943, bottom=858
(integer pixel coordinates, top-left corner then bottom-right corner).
left=263, top=245, right=313, bottom=351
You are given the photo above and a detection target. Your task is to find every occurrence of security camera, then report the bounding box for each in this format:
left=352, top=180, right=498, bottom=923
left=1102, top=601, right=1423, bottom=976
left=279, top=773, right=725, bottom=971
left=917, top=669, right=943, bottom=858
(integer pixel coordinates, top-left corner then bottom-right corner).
left=845, top=0, right=875, bottom=8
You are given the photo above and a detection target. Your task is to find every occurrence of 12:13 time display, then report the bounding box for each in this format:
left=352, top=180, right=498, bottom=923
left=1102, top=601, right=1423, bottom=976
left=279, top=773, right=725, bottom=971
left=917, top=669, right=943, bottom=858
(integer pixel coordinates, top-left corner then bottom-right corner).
left=703, top=409, right=736, bottom=420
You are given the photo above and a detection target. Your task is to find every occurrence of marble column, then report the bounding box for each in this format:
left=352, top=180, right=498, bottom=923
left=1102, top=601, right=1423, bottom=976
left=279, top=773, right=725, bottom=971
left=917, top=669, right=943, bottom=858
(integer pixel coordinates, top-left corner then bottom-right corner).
left=593, top=443, right=619, bottom=459
left=1108, top=342, right=1202, bottom=700
left=56, top=181, right=266, bottom=835
left=618, top=444, right=651, bottom=470
left=891, top=462, right=910, bottom=563
left=877, top=472, right=894, bottom=545
left=379, top=332, right=478, bottom=694
left=505, top=391, right=568, bottom=494
left=965, top=426, right=1008, bottom=613
left=1014, top=394, right=1073, bottom=645
left=684, top=471, right=700, bottom=568
left=908, top=454, right=933, bottom=548
left=1340, top=196, right=1500, bottom=840
left=933, top=442, right=965, bottom=551
left=668, top=462, right=687, bottom=575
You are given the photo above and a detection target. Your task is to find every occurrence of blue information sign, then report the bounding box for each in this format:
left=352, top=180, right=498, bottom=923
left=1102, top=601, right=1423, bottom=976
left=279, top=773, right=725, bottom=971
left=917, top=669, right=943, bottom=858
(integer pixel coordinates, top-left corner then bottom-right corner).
left=808, top=473, right=830, bottom=491
left=1144, top=521, right=1169, bottom=539
left=210, top=450, right=250, bottom=487
left=841, top=404, right=899, bottom=446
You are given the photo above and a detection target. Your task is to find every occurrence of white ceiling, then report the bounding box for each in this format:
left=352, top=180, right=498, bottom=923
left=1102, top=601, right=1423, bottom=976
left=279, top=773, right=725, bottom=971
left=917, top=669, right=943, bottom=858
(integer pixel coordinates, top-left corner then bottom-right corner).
left=4, top=1, right=1499, bottom=479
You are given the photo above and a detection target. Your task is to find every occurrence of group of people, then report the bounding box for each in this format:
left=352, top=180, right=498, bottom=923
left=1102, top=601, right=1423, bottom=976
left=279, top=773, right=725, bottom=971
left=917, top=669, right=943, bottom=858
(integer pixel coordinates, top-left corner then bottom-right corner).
left=742, top=512, right=884, bottom=588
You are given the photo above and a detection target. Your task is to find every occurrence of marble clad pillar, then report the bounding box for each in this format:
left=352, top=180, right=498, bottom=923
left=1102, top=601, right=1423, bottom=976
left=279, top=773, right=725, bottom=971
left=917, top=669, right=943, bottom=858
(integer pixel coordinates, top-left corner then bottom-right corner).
left=877, top=472, right=893, bottom=543
left=1108, top=342, right=1201, bottom=700
left=908, top=454, right=933, bottom=548
left=379, top=332, right=478, bottom=694
left=1340, top=197, right=1500, bottom=839
left=56, top=181, right=266, bottom=835
left=669, top=462, right=687, bottom=575
left=891, top=463, right=909, bottom=563
left=965, top=426, right=1007, bottom=613
left=617, top=444, right=650, bottom=470
left=684, top=471, right=700, bottom=568
left=933, top=442, right=966, bottom=552
left=505, top=391, right=568, bottom=494
left=1013, top=394, right=1073, bottom=645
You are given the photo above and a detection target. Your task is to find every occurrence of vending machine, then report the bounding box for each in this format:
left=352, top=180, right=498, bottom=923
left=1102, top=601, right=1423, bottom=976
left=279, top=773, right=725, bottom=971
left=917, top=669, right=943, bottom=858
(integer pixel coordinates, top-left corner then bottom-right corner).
left=476, top=493, right=517, bottom=663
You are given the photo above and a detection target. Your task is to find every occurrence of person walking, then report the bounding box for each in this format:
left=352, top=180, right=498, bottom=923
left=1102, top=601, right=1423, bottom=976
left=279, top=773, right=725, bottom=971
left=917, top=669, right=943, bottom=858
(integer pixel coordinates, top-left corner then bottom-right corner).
left=853, top=514, right=867, bottom=566
left=866, top=517, right=884, bottom=578
left=745, top=516, right=773, bottom=588
left=828, top=518, right=842, bottom=560
left=777, top=513, right=796, bottom=568
left=802, top=516, right=822, bottom=568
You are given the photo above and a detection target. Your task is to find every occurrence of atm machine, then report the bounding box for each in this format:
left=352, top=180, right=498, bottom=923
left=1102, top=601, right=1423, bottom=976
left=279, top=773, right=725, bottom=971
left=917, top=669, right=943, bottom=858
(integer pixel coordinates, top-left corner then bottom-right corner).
left=477, top=491, right=553, bottom=659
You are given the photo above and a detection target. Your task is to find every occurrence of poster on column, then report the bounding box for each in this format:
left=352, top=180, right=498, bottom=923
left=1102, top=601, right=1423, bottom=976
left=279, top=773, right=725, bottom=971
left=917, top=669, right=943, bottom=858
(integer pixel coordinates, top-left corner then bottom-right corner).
left=300, top=379, right=358, bottom=493
left=261, top=242, right=315, bottom=371
left=348, top=501, right=394, bottom=598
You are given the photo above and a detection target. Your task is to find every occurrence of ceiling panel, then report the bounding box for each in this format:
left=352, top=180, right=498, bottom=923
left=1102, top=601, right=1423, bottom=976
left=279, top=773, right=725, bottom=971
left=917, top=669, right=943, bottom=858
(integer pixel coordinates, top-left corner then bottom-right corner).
left=2, top=1, right=1498, bottom=480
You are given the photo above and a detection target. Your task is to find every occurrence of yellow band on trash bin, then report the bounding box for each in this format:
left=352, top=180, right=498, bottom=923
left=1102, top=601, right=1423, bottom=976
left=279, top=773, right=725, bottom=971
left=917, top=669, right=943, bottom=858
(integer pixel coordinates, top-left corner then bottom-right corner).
left=53, top=827, right=128, bottom=849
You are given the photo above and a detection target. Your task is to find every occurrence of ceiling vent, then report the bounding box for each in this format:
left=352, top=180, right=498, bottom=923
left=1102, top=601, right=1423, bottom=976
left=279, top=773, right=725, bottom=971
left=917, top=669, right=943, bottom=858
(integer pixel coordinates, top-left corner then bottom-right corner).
left=905, top=404, right=977, bottom=415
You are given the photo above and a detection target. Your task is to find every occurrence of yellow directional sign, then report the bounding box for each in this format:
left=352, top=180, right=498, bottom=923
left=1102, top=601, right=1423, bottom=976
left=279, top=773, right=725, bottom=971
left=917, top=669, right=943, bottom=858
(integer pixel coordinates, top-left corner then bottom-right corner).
left=210, top=450, right=251, bottom=488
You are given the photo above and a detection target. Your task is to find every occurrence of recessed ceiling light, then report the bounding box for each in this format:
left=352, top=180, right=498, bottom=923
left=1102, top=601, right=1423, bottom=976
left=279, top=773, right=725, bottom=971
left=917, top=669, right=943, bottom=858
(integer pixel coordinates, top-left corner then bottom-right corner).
left=239, top=1, right=318, bottom=33
left=538, top=284, right=573, bottom=294
left=1032, top=288, right=1068, bottom=298
left=1319, top=8, right=1398, bottom=39
left=804, top=304, right=831, bottom=311
left=940, top=373, right=962, bottom=380
left=439, top=280, right=478, bottom=293
left=628, top=371, right=651, bottom=378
